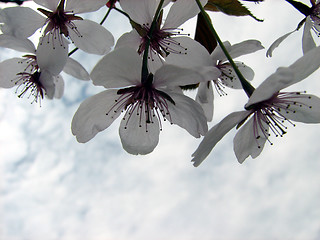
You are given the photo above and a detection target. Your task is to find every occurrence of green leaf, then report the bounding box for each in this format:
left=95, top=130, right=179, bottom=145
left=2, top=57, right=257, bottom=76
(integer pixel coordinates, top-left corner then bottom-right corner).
left=194, top=11, right=217, bottom=54
left=205, top=0, right=263, bottom=22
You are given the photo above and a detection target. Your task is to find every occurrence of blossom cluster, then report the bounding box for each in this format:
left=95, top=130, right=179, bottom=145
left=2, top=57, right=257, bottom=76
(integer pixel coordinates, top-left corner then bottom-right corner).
left=0, top=0, right=320, bottom=166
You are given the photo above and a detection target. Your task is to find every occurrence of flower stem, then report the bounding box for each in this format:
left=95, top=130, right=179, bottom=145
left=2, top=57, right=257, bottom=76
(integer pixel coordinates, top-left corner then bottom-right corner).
left=141, top=0, right=165, bottom=84
left=194, top=0, right=255, bottom=97
left=68, top=0, right=116, bottom=57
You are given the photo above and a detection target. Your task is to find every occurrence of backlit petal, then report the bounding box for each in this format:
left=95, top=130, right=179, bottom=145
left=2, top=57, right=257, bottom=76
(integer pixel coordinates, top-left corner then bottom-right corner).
left=278, top=94, right=320, bottom=123
left=166, top=91, right=208, bottom=138
left=115, top=30, right=141, bottom=50
left=191, top=110, right=249, bottom=167
left=119, top=106, right=160, bottom=155
left=71, top=90, right=122, bottom=143
left=228, top=40, right=264, bottom=60
left=90, top=48, right=141, bottom=88
left=196, top=81, right=214, bottom=122
left=154, top=65, right=204, bottom=88
left=0, top=58, right=28, bottom=88
left=247, top=67, right=294, bottom=106
left=39, top=70, right=55, bottom=99
left=33, top=0, right=59, bottom=11
left=65, top=0, right=106, bottom=14
left=165, top=36, right=213, bottom=69
left=36, top=34, right=68, bottom=76
left=233, top=116, right=267, bottom=164
left=69, top=20, right=114, bottom=55
left=302, top=17, right=316, bottom=54
left=63, top=57, right=90, bottom=81
left=266, top=30, right=296, bottom=57
left=163, top=0, right=207, bottom=29
left=120, top=0, right=156, bottom=24
left=289, top=45, right=320, bottom=83
left=0, top=34, right=35, bottom=53
left=0, top=7, right=45, bottom=38
left=53, top=75, right=64, bottom=99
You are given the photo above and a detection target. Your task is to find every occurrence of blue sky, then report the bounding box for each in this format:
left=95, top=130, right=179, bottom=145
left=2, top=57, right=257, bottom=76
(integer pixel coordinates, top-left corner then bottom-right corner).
left=1, top=1, right=320, bottom=239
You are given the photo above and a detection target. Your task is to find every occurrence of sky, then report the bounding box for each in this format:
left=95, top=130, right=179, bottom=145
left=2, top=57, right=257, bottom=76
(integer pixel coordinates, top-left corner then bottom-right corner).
left=0, top=1, right=320, bottom=240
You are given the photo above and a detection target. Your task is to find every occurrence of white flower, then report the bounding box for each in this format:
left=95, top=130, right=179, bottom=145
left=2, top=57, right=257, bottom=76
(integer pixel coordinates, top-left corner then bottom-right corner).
left=267, top=0, right=320, bottom=56
left=72, top=48, right=208, bottom=155
left=116, top=0, right=207, bottom=71
left=0, top=34, right=89, bottom=102
left=192, top=46, right=320, bottom=166
left=0, top=0, right=114, bottom=54
left=166, top=39, right=263, bottom=121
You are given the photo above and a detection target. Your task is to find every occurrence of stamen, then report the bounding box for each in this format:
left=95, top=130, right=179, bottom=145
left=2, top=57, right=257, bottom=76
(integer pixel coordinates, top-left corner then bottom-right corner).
left=107, top=83, right=175, bottom=132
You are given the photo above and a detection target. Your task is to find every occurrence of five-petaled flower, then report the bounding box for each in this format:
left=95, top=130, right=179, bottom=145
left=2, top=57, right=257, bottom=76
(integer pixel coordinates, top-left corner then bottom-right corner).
left=116, top=0, right=207, bottom=71
left=192, top=45, right=320, bottom=166
left=0, top=0, right=114, bottom=54
left=0, top=34, right=90, bottom=103
left=72, top=48, right=208, bottom=155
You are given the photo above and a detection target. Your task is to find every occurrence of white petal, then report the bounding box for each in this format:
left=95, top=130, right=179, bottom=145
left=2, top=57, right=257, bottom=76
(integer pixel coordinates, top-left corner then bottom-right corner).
left=36, top=34, right=69, bottom=76
left=165, top=36, right=214, bottom=69
left=279, top=94, right=320, bottom=123
left=115, top=30, right=141, bottom=50
left=33, top=0, right=59, bottom=11
left=154, top=65, right=204, bottom=88
left=40, top=70, right=55, bottom=99
left=191, top=110, right=250, bottom=167
left=90, top=48, right=141, bottom=88
left=65, top=0, right=106, bottom=14
left=119, top=105, right=160, bottom=155
left=198, top=66, right=221, bottom=82
left=220, top=62, right=254, bottom=89
left=166, top=91, right=208, bottom=138
left=302, top=17, right=316, bottom=54
left=211, top=41, right=232, bottom=62
left=0, top=7, right=45, bottom=38
left=163, top=0, right=207, bottom=29
left=228, top=40, right=264, bottom=60
left=266, top=30, right=296, bottom=57
left=233, top=115, right=267, bottom=164
left=0, top=58, right=28, bottom=88
left=71, top=90, right=122, bottom=143
left=0, top=34, right=35, bottom=53
left=53, top=75, right=64, bottom=99
left=289, top=45, right=320, bottom=83
left=249, top=46, right=320, bottom=107
left=120, top=0, right=156, bottom=24
left=63, top=57, right=90, bottom=81
left=247, top=67, right=294, bottom=106
left=196, top=81, right=214, bottom=122
left=69, top=20, right=114, bottom=55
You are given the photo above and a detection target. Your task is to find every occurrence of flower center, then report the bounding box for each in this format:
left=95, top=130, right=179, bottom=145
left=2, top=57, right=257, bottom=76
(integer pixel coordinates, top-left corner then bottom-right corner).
left=246, top=92, right=312, bottom=147
left=12, top=56, right=46, bottom=104
left=38, top=0, right=83, bottom=46
left=134, top=11, right=189, bottom=61
left=106, top=74, right=175, bottom=132
left=14, top=71, right=45, bottom=104
left=310, top=3, right=320, bottom=35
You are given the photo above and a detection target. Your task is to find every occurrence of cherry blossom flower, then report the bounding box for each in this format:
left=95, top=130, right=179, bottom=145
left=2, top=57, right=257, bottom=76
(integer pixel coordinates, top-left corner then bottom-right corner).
left=0, top=0, right=114, bottom=54
left=267, top=0, right=320, bottom=56
left=192, top=46, right=320, bottom=166
left=72, top=48, right=208, bottom=155
left=0, top=34, right=89, bottom=103
left=166, top=39, right=263, bottom=121
left=115, top=0, right=207, bottom=71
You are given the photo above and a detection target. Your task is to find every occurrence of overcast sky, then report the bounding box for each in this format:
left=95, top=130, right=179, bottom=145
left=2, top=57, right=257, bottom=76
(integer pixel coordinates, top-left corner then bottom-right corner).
left=1, top=1, right=320, bottom=240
